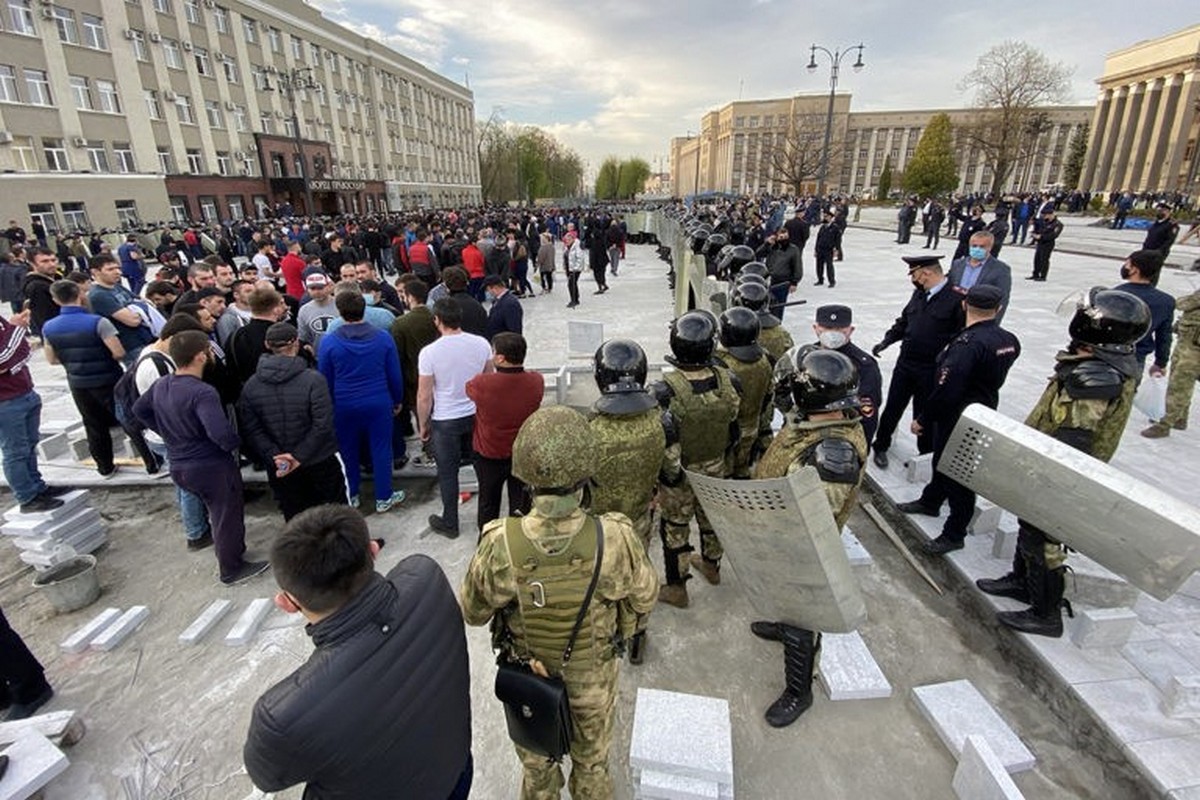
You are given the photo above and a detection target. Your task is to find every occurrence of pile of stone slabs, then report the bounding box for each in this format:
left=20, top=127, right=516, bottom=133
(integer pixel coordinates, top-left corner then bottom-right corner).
left=1, top=490, right=105, bottom=570
left=630, top=688, right=733, bottom=799
left=0, top=731, right=69, bottom=800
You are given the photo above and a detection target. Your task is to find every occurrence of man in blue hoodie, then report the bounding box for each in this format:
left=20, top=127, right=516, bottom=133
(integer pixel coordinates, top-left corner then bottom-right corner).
left=318, top=289, right=406, bottom=513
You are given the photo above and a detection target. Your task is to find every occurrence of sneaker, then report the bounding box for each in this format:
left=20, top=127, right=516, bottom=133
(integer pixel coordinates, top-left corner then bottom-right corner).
left=1141, top=423, right=1170, bottom=439
left=348, top=495, right=360, bottom=509
left=922, top=533, right=965, bottom=555
left=40, top=485, right=74, bottom=498
left=4, top=685, right=53, bottom=721
left=220, top=559, right=270, bottom=585
left=98, top=466, right=118, bottom=480
left=18, top=496, right=63, bottom=514
left=428, top=514, right=460, bottom=539
left=376, top=490, right=406, bottom=513
left=186, top=531, right=214, bottom=551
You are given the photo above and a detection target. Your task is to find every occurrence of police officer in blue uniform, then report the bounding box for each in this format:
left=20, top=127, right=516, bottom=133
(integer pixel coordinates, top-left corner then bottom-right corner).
left=811, top=304, right=881, bottom=445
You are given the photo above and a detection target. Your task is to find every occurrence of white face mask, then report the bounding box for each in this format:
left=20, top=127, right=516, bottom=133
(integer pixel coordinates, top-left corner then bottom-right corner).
left=818, top=330, right=848, bottom=349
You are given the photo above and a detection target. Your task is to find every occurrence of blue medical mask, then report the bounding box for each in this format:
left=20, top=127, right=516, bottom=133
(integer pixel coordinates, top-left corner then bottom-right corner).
left=968, top=246, right=987, bottom=261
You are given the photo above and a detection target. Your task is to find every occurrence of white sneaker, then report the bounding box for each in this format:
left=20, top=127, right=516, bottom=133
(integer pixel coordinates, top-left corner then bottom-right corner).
left=348, top=495, right=360, bottom=509
left=376, top=490, right=406, bottom=513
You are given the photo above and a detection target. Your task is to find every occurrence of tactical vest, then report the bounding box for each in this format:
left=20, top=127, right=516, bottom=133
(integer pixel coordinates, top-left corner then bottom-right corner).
left=755, top=418, right=868, bottom=530
left=663, top=367, right=739, bottom=466
left=719, top=350, right=773, bottom=463
left=501, top=516, right=614, bottom=673
left=759, top=325, right=794, bottom=363
left=588, top=408, right=665, bottom=524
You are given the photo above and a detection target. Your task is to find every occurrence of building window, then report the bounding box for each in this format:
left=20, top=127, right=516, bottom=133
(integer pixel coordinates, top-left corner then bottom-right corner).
left=175, top=94, right=195, bottom=124
left=241, top=15, right=257, bottom=44
left=260, top=113, right=273, bottom=135
left=152, top=0, right=170, bottom=13
left=144, top=89, right=162, bottom=119
left=186, top=148, right=203, bottom=173
left=7, top=0, right=35, bottom=36
left=81, top=13, right=106, bottom=50
left=183, top=0, right=200, bottom=24
left=115, top=200, right=138, bottom=226
left=69, top=75, right=92, bottom=110
left=11, top=136, right=36, bottom=171
left=204, top=99, right=223, bottom=128
left=194, top=48, right=212, bottom=76
left=163, top=39, right=183, bottom=69
left=242, top=156, right=255, bottom=176
left=290, top=34, right=302, bottom=61
left=283, top=117, right=296, bottom=138
left=168, top=196, right=189, bottom=223
left=131, top=30, right=148, bottom=61
left=212, top=5, right=228, bottom=33
left=252, top=66, right=269, bottom=91
left=199, top=196, right=217, bottom=221
left=28, top=204, right=58, bottom=234
left=0, top=65, right=18, bottom=102
left=222, top=56, right=239, bottom=83
left=96, top=79, right=120, bottom=113
left=49, top=5, right=77, bottom=44
left=309, top=42, right=320, bottom=63
left=253, top=195, right=268, bottom=216
left=24, top=69, right=51, bottom=106
left=157, top=146, right=173, bottom=172
left=232, top=104, right=248, bottom=132
left=215, top=151, right=230, bottom=175
left=43, top=138, right=69, bottom=171
left=267, top=26, right=281, bottom=54
left=113, top=143, right=134, bottom=173
left=85, top=143, right=108, bottom=172
left=325, top=49, right=337, bottom=73
left=226, top=196, right=243, bottom=219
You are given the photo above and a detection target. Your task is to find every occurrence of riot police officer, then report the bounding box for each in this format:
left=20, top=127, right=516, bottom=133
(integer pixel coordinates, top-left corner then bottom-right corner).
left=976, top=288, right=1150, bottom=636
left=460, top=406, right=658, bottom=797
left=651, top=311, right=742, bottom=607
left=752, top=348, right=867, bottom=727
left=732, top=280, right=794, bottom=363
left=714, top=308, right=774, bottom=478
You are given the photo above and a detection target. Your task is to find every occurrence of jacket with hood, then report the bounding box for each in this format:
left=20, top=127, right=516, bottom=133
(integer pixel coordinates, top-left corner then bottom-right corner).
left=20, top=271, right=58, bottom=335
left=316, top=322, right=403, bottom=410
left=238, top=354, right=338, bottom=467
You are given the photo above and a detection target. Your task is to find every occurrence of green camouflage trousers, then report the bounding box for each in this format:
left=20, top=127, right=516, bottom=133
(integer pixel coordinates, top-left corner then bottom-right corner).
left=1163, top=335, right=1200, bottom=429
left=515, top=657, right=620, bottom=800
left=659, top=456, right=725, bottom=576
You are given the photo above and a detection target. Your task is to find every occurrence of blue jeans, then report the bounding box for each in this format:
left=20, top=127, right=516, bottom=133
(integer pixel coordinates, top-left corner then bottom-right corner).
left=430, top=415, right=474, bottom=529
left=769, top=283, right=790, bottom=321
left=150, top=442, right=210, bottom=540
left=0, top=390, right=46, bottom=504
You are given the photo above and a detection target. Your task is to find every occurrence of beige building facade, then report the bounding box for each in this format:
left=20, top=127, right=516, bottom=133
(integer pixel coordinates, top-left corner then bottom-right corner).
left=1080, top=23, right=1200, bottom=195
left=0, top=0, right=479, bottom=232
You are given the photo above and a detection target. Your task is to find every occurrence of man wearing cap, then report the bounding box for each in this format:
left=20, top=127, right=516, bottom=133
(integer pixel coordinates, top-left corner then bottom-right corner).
left=483, top=275, right=522, bottom=340
left=228, top=286, right=286, bottom=388
left=896, top=285, right=1021, bottom=554
left=1143, top=204, right=1180, bottom=262
left=296, top=273, right=336, bottom=355
left=1028, top=207, right=1063, bottom=282
left=813, top=304, right=882, bottom=445
left=238, top=322, right=347, bottom=521
left=948, top=231, right=1012, bottom=323
left=870, top=254, right=965, bottom=468
left=1114, top=249, right=1175, bottom=378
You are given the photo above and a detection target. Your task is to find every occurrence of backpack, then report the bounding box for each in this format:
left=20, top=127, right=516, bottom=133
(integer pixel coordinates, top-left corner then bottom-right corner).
left=113, top=350, right=173, bottom=432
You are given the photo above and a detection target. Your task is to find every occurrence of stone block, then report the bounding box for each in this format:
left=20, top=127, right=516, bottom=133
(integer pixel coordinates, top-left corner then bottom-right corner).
left=179, top=599, right=234, bottom=645
left=60, top=607, right=122, bottom=654
left=0, top=710, right=84, bottom=748
left=912, top=680, right=1035, bottom=773
left=225, top=598, right=273, bottom=646
left=1023, top=635, right=1140, bottom=685
left=969, top=502, right=1003, bottom=537
left=952, top=735, right=1024, bottom=800
left=840, top=527, right=872, bottom=566
left=567, top=320, right=604, bottom=357
left=637, top=769, right=720, bottom=800
left=19, top=547, right=78, bottom=570
left=630, top=688, right=733, bottom=785
left=904, top=453, right=933, bottom=484
left=1127, top=734, right=1200, bottom=794
left=1165, top=676, right=1200, bottom=719
left=70, top=436, right=90, bottom=463
left=1068, top=554, right=1139, bottom=609
left=36, top=433, right=70, bottom=462
left=1176, top=573, right=1200, bottom=601
left=4, top=508, right=100, bottom=545
left=0, top=731, right=69, bottom=800
left=818, top=631, right=892, bottom=700
left=1073, top=678, right=1199, bottom=743
left=10, top=535, right=54, bottom=552
left=89, top=606, right=149, bottom=651
left=1067, top=607, right=1137, bottom=650
left=991, top=524, right=1017, bottom=562
left=1122, top=639, right=1199, bottom=692
left=3, top=490, right=89, bottom=523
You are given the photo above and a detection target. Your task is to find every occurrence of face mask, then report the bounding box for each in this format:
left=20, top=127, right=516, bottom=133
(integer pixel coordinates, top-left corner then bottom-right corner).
left=1119, top=266, right=1132, bottom=280
left=532, top=489, right=583, bottom=519
left=968, top=246, right=987, bottom=261
left=818, top=330, right=848, bottom=349
left=365, top=295, right=377, bottom=306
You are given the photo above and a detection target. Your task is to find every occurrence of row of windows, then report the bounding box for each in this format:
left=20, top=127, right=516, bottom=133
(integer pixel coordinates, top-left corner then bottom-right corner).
left=4, top=134, right=257, bottom=177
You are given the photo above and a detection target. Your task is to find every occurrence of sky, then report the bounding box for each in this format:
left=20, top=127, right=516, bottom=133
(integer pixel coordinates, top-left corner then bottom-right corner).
left=308, top=1, right=1199, bottom=180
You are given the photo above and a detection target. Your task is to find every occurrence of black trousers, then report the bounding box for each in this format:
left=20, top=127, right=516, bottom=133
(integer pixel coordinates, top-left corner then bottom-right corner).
left=591, top=263, right=608, bottom=290
left=815, top=250, right=835, bottom=284
left=918, top=421, right=975, bottom=537
left=73, top=385, right=157, bottom=473
left=473, top=453, right=529, bottom=532
left=1032, top=242, right=1054, bottom=279
left=925, top=227, right=940, bottom=249
left=567, top=271, right=581, bottom=304
left=540, top=270, right=554, bottom=292
left=268, top=453, right=349, bottom=521
left=0, top=605, right=49, bottom=707
left=872, top=360, right=935, bottom=454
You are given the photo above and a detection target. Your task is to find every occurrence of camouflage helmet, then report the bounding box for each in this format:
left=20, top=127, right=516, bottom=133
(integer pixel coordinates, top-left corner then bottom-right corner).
left=512, top=406, right=597, bottom=491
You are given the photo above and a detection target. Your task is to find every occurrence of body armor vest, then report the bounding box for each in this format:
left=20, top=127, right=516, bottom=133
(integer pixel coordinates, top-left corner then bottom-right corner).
left=759, top=325, right=795, bottom=363
left=719, top=349, right=773, bottom=468
left=588, top=409, right=665, bottom=524
left=663, top=367, right=739, bottom=466
left=755, top=418, right=868, bottom=530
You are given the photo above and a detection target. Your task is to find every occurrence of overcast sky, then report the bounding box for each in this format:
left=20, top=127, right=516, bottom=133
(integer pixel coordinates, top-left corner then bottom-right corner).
left=309, top=1, right=1198, bottom=178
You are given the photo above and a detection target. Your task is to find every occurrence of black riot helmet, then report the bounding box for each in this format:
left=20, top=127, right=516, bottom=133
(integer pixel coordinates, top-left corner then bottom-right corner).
left=703, top=232, right=728, bottom=258
left=734, top=272, right=769, bottom=291
left=719, top=307, right=762, bottom=361
left=717, top=245, right=756, bottom=279
left=739, top=261, right=770, bottom=282
left=1068, top=288, right=1152, bottom=354
left=788, top=346, right=860, bottom=415
left=593, top=339, right=657, bottom=415
left=731, top=280, right=769, bottom=312
left=667, top=311, right=718, bottom=368
left=689, top=225, right=712, bottom=255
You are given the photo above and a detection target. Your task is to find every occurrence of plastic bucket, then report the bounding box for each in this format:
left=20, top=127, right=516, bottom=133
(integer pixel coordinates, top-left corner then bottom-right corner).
left=32, top=555, right=100, bottom=613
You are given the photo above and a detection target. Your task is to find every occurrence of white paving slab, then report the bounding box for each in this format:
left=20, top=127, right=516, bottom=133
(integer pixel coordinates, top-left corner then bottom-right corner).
left=2, top=489, right=89, bottom=523
left=224, top=598, right=273, bottom=646
left=840, top=527, right=872, bottom=566
left=1, top=506, right=99, bottom=539
left=59, top=607, right=122, bottom=654
left=1127, top=734, right=1200, bottom=795
left=952, top=735, right=1024, bottom=800
left=89, top=606, right=149, bottom=651
left=1074, top=678, right=1200, bottom=743
left=818, top=631, right=892, bottom=700
left=912, top=680, right=1035, bottom=773
left=991, top=525, right=1017, bottom=561
left=1122, top=638, right=1200, bottom=692
left=1022, top=633, right=1141, bottom=685
left=637, top=769, right=720, bottom=800
left=0, top=731, right=68, bottom=800
left=1165, top=676, right=1200, bottom=720
left=630, top=688, right=733, bottom=785
left=179, top=599, right=234, bottom=645
left=1068, top=607, right=1138, bottom=650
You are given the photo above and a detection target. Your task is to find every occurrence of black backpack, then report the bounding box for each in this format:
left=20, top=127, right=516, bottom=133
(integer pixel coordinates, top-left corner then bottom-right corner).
left=113, top=350, right=173, bottom=431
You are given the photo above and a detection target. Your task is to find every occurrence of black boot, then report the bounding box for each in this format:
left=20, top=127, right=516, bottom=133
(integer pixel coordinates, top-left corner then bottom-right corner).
left=628, top=632, right=646, bottom=665
left=765, top=626, right=820, bottom=728
left=997, top=565, right=1070, bottom=638
left=976, top=548, right=1029, bottom=602
left=751, top=621, right=782, bottom=642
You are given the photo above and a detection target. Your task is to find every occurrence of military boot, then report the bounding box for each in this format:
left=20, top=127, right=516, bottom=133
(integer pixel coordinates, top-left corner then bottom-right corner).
left=658, top=545, right=691, bottom=608
left=1140, top=422, right=1170, bottom=439
left=628, top=632, right=647, bottom=665
left=750, top=621, right=782, bottom=642
left=996, top=565, right=1070, bottom=638
left=658, top=583, right=689, bottom=608
left=689, top=553, right=721, bottom=586
left=765, top=625, right=821, bottom=728
left=976, top=549, right=1029, bottom=602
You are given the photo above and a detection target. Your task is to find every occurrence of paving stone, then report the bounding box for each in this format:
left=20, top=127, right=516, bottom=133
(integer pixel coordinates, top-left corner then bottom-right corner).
left=0, top=730, right=69, bottom=800
left=225, top=598, right=273, bottom=646
left=990, top=524, right=1017, bottom=561
left=70, top=436, right=90, bottom=463
left=968, top=502, right=1003, bottom=537
left=1127, top=734, right=1200, bottom=794
left=1155, top=622, right=1200, bottom=665
left=912, top=680, right=1036, bottom=773
left=840, top=527, right=872, bottom=566
left=0, top=710, right=84, bottom=747
left=19, top=546, right=82, bottom=570
left=179, top=599, right=234, bottom=645
left=1122, top=638, right=1200, bottom=692
left=1023, top=634, right=1140, bottom=685
left=1165, top=676, right=1200, bottom=720
left=1168, top=786, right=1200, bottom=800
left=1134, top=592, right=1200, bottom=626
left=36, top=432, right=70, bottom=462
left=952, top=735, right=1024, bottom=800
left=89, top=606, right=149, bottom=651
left=904, top=453, right=933, bottom=484
left=0, top=506, right=97, bottom=539
left=818, top=631, right=892, bottom=700
left=630, top=688, right=733, bottom=785
left=637, top=769, right=720, bottom=800
left=2, top=490, right=89, bottom=523
left=1068, top=607, right=1138, bottom=649
left=1067, top=554, right=1140, bottom=609
left=60, top=607, right=122, bottom=654
left=1073, top=678, right=1200, bottom=743
left=1177, top=573, right=1200, bottom=601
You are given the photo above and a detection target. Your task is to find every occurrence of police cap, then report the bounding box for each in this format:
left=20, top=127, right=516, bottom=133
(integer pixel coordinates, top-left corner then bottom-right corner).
left=902, top=254, right=943, bottom=272
left=965, top=284, right=1003, bottom=310
left=815, top=304, right=852, bottom=327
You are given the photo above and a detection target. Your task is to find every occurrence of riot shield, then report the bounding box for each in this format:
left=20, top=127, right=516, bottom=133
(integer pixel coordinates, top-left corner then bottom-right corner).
left=939, top=404, right=1200, bottom=600
left=686, top=467, right=867, bottom=632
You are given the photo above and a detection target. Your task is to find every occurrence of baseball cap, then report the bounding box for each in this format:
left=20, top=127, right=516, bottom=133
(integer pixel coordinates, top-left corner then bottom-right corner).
left=305, top=273, right=330, bottom=287
left=265, top=322, right=298, bottom=346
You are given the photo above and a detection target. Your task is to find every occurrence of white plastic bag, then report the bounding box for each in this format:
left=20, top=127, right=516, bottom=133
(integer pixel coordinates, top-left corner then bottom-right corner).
left=1134, top=374, right=1167, bottom=421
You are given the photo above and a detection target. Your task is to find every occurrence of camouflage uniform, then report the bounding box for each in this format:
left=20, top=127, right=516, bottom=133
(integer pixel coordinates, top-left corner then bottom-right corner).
left=758, top=323, right=795, bottom=364
left=461, top=508, right=658, bottom=800
left=1146, top=289, right=1200, bottom=434
left=753, top=415, right=869, bottom=528
left=716, top=347, right=774, bottom=478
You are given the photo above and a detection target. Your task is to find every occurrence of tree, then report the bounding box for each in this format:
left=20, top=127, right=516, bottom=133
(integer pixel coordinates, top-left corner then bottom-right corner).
left=595, top=158, right=620, bottom=200
left=752, top=113, right=838, bottom=195
left=903, top=113, right=959, bottom=198
left=617, top=158, right=651, bottom=198
left=876, top=157, right=893, bottom=201
left=478, top=123, right=584, bottom=203
left=1062, top=122, right=1089, bottom=191
left=958, top=41, right=1073, bottom=195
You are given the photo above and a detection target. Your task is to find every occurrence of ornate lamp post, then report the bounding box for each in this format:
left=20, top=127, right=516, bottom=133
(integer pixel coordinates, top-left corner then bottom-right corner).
left=807, top=43, right=865, bottom=197
left=268, top=66, right=317, bottom=215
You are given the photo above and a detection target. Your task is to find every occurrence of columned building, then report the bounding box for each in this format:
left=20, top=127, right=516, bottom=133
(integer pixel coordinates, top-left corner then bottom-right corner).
left=0, top=0, right=479, bottom=231
left=1080, top=24, right=1200, bottom=196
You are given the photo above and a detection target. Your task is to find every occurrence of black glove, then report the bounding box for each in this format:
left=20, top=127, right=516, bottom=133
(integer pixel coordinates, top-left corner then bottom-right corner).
left=871, top=342, right=886, bottom=358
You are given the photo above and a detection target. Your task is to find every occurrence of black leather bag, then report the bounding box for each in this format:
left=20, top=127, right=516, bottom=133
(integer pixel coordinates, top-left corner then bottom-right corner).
left=493, top=520, right=605, bottom=761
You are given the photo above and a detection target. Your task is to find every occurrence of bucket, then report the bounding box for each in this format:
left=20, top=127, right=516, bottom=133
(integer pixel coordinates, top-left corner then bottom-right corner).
left=32, top=555, right=100, bottom=613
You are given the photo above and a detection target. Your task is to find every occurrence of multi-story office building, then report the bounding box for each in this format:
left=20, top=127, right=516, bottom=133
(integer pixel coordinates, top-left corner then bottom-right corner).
left=670, top=95, right=1089, bottom=199
left=0, top=0, right=479, bottom=232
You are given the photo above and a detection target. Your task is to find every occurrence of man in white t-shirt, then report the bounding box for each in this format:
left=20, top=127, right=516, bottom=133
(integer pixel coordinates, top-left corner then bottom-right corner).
left=417, top=297, right=492, bottom=538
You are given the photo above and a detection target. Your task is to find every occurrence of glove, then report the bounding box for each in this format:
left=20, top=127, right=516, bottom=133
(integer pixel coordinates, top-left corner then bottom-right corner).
left=871, top=343, right=886, bottom=358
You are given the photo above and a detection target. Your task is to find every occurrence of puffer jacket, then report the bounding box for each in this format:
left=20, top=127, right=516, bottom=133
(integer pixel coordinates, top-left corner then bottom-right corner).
left=237, top=354, right=338, bottom=467
left=243, top=556, right=473, bottom=799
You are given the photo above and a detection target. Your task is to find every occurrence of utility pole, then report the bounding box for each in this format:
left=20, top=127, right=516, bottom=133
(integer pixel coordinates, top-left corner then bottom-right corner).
left=270, top=66, right=317, bottom=216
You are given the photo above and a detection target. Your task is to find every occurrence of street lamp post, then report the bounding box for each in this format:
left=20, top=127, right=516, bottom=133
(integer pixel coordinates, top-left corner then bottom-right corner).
left=268, top=67, right=317, bottom=216
left=807, top=43, right=865, bottom=197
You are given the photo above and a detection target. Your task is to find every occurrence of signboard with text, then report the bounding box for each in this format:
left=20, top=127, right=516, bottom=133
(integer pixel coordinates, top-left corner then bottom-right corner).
left=309, top=179, right=366, bottom=192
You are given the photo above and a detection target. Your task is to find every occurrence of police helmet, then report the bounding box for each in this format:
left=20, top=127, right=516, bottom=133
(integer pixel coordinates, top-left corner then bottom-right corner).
left=731, top=280, right=770, bottom=312
left=703, top=232, right=728, bottom=258
left=689, top=225, right=712, bottom=255
left=1068, top=288, right=1152, bottom=354
left=512, top=406, right=597, bottom=491
left=788, top=346, right=860, bottom=414
left=717, top=245, right=756, bottom=279
left=667, top=311, right=718, bottom=368
left=592, top=339, right=658, bottom=415
left=719, top=307, right=762, bottom=361
left=739, top=261, right=770, bottom=282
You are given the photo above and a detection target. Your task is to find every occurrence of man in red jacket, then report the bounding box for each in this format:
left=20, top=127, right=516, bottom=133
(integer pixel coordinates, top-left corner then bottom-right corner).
left=465, top=332, right=543, bottom=531
left=460, top=237, right=486, bottom=301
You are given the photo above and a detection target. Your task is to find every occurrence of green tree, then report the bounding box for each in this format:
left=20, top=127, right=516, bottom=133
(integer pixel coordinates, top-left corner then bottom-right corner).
left=616, top=158, right=651, bottom=199
left=903, top=113, right=959, bottom=198
left=595, top=157, right=621, bottom=200
left=478, top=123, right=584, bottom=203
left=876, top=157, right=893, bottom=201
left=1062, top=122, right=1089, bottom=191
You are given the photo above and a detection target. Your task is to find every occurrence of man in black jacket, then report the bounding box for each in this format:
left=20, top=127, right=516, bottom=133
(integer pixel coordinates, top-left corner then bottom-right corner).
left=238, top=323, right=347, bottom=521
left=443, top=267, right=487, bottom=338
left=21, top=248, right=60, bottom=336
left=244, top=504, right=473, bottom=800
left=755, top=228, right=803, bottom=320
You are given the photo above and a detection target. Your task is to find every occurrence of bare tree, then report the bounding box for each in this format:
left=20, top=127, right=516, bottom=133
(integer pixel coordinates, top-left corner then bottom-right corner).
left=752, top=113, right=840, bottom=195
left=959, top=41, right=1073, bottom=195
